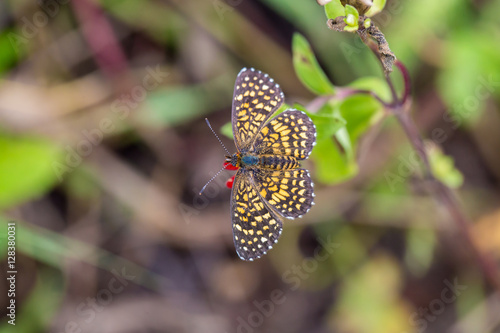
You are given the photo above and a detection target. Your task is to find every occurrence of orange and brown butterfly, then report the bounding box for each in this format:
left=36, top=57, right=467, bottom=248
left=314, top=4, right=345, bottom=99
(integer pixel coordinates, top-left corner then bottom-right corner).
left=223, top=68, right=316, bottom=261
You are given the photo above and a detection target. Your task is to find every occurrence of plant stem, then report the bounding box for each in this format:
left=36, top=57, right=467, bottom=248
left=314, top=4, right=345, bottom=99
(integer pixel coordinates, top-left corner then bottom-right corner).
left=327, top=15, right=499, bottom=290
left=384, top=59, right=500, bottom=292
left=395, top=61, right=411, bottom=106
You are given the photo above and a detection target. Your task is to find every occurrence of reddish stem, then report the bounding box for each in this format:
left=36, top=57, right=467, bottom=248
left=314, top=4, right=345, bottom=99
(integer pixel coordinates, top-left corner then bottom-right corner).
left=385, top=58, right=500, bottom=292
left=395, top=60, right=412, bottom=107
left=72, top=0, right=128, bottom=81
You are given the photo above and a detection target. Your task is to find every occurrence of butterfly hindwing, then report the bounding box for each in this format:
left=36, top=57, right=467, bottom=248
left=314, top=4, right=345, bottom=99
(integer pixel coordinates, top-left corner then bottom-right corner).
left=253, top=110, right=316, bottom=160
left=232, top=68, right=284, bottom=152
left=253, top=168, right=315, bottom=219
left=230, top=169, right=282, bottom=261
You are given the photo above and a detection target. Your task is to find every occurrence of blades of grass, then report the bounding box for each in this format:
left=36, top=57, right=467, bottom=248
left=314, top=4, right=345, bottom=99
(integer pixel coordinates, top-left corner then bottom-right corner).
left=11, top=220, right=171, bottom=292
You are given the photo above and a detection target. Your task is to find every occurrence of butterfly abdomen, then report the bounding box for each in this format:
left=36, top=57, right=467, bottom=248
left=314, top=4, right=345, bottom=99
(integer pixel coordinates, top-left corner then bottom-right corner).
left=259, top=155, right=300, bottom=170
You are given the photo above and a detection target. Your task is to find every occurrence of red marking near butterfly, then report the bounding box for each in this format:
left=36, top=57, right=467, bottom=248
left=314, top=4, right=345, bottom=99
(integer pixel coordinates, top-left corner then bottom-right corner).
left=223, top=162, right=238, bottom=188
left=225, top=175, right=235, bottom=189
left=223, top=162, right=239, bottom=170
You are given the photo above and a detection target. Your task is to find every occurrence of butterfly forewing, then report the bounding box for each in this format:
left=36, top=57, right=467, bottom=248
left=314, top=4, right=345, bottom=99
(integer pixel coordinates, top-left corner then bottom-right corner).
left=253, top=110, right=316, bottom=160
left=253, top=168, right=315, bottom=219
left=230, top=169, right=283, bottom=261
left=232, top=68, right=284, bottom=152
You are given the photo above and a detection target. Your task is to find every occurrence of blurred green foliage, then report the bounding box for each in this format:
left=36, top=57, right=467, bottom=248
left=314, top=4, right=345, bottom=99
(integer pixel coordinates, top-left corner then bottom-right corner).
left=0, top=134, right=62, bottom=209
left=429, top=145, right=464, bottom=189
left=331, top=254, right=411, bottom=333
left=0, top=30, right=20, bottom=75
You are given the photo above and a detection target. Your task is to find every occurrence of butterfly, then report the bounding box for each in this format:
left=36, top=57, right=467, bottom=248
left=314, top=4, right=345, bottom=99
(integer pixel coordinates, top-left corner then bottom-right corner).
left=225, top=68, right=316, bottom=261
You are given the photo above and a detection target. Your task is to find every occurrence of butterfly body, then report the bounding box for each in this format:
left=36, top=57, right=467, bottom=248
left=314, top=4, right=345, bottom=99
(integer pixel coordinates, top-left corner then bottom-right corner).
left=226, top=153, right=300, bottom=170
left=228, top=68, right=316, bottom=261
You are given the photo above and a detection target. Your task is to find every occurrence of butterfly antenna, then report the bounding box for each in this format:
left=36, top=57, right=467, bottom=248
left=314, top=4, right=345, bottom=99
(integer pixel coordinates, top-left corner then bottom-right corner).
left=199, top=166, right=225, bottom=195
left=205, top=118, right=230, bottom=155
left=200, top=118, right=232, bottom=195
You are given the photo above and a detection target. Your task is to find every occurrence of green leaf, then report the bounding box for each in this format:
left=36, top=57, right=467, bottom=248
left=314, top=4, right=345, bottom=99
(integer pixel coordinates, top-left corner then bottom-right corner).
left=310, top=92, right=384, bottom=185
left=324, top=0, right=346, bottom=19
left=348, top=76, right=392, bottom=103
left=428, top=146, right=464, bottom=189
left=363, top=18, right=372, bottom=29
left=335, top=125, right=354, bottom=161
left=310, top=112, right=347, bottom=141
left=338, top=93, right=385, bottom=146
left=344, top=5, right=360, bottom=32
left=293, top=102, right=346, bottom=141
left=220, top=122, right=233, bottom=140
left=292, top=33, right=336, bottom=95
left=0, top=30, right=20, bottom=76
left=311, top=136, right=358, bottom=184
left=0, top=134, right=62, bottom=209
left=344, top=5, right=359, bottom=22
left=365, top=0, right=387, bottom=17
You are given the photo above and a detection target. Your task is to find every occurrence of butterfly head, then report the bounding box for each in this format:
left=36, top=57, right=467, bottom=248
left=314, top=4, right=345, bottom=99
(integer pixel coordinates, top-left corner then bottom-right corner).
left=224, top=153, right=240, bottom=170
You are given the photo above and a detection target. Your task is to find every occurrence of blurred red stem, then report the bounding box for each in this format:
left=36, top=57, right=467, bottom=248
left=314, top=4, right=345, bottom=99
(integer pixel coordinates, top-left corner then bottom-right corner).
left=395, top=60, right=411, bottom=106
left=72, top=0, right=128, bottom=82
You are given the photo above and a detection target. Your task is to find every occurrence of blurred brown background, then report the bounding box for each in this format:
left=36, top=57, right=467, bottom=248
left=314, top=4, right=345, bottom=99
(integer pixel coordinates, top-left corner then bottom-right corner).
left=1, top=0, right=500, bottom=332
